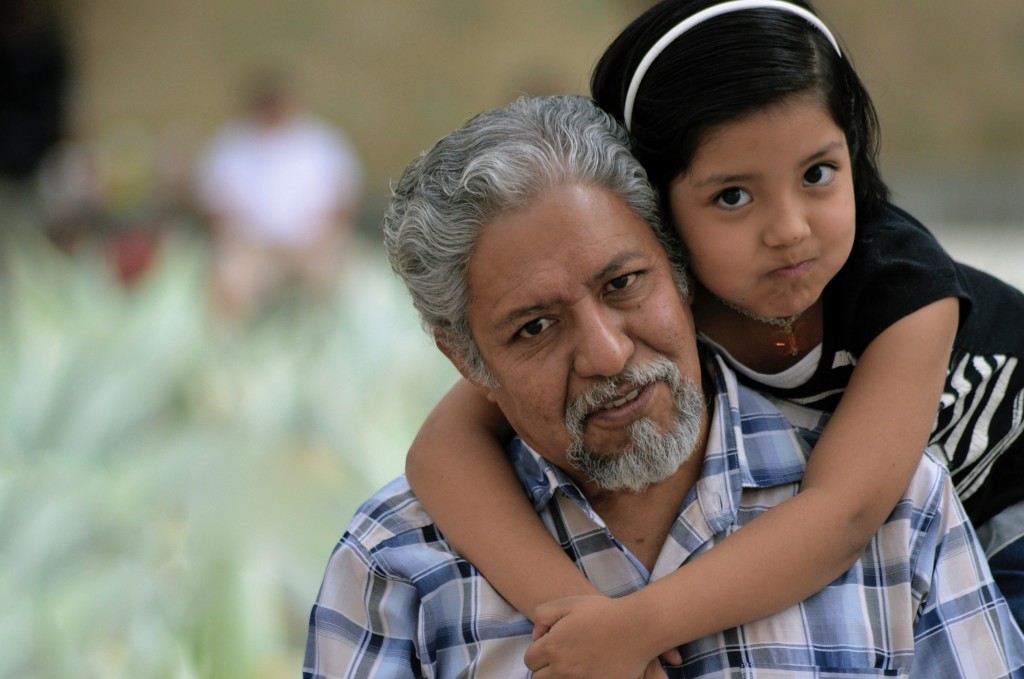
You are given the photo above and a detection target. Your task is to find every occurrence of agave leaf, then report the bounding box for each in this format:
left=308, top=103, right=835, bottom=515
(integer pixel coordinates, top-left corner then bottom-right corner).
left=1, top=229, right=456, bottom=677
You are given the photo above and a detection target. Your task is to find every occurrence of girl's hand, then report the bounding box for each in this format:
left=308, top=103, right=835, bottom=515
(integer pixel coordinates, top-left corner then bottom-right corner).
left=524, top=594, right=683, bottom=679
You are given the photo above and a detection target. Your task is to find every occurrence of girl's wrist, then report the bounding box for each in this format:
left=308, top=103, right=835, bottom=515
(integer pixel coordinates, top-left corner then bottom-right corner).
left=621, top=585, right=685, bottom=659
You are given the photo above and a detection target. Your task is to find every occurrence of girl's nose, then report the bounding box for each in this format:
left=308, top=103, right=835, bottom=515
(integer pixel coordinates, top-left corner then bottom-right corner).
left=762, top=201, right=811, bottom=247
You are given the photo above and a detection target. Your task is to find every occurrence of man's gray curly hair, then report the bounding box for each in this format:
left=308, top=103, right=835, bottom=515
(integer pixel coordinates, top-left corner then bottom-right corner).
left=381, top=94, right=684, bottom=385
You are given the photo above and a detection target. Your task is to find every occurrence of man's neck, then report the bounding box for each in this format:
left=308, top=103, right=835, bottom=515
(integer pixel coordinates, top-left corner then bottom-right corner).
left=584, top=428, right=707, bottom=573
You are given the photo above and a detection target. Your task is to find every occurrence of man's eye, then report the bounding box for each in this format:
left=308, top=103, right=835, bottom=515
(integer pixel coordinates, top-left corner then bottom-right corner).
left=517, top=317, right=553, bottom=339
left=804, top=163, right=836, bottom=187
left=713, top=187, right=751, bottom=210
left=607, top=273, right=638, bottom=292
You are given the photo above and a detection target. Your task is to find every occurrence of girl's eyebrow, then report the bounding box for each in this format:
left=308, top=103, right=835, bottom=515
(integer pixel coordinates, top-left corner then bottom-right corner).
left=802, top=139, right=847, bottom=165
left=690, top=138, right=848, bottom=189
left=691, top=170, right=754, bottom=189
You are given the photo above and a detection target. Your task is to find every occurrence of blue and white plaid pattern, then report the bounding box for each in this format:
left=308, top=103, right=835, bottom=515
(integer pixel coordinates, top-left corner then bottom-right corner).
left=304, top=352, right=1024, bottom=678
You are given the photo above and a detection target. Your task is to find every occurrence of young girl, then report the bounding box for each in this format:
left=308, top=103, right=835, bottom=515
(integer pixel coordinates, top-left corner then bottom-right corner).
left=406, top=1, right=1024, bottom=676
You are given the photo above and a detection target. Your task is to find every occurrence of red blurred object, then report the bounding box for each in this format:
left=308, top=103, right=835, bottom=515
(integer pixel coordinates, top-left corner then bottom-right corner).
left=108, top=229, right=160, bottom=286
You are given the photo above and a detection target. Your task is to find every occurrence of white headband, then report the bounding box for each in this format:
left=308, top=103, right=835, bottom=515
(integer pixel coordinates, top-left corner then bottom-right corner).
left=622, top=0, right=842, bottom=131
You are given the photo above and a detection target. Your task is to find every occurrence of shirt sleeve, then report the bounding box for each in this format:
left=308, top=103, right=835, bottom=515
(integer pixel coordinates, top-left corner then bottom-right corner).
left=303, top=534, right=423, bottom=679
left=909, top=461, right=1024, bottom=678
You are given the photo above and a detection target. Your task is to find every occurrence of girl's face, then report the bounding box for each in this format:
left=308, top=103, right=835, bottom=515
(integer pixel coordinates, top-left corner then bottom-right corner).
left=668, top=95, right=856, bottom=319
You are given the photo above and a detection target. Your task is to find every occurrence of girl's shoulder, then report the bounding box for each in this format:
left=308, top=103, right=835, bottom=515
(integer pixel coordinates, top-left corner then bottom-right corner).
left=841, top=203, right=1024, bottom=356
left=833, top=203, right=966, bottom=355
left=853, top=203, right=950, bottom=261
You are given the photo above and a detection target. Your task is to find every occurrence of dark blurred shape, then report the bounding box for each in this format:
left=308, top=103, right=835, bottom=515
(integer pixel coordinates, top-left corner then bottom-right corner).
left=0, top=0, right=70, bottom=179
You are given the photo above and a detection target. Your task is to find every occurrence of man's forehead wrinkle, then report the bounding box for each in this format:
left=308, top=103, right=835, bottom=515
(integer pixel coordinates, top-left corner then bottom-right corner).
left=489, top=246, right=648, bottom=332
left=490, top=262, right=576, bottom=331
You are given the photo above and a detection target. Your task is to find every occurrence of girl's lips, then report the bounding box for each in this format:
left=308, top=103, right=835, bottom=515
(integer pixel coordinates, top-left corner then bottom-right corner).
left=769, top=259, right=814, bottom=281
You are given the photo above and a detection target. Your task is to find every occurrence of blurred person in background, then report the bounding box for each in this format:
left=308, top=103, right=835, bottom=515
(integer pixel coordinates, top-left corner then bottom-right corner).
left=196, top=69, right=364, bottom=321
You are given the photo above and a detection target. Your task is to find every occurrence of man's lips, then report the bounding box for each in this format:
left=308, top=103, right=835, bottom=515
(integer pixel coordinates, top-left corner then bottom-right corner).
left=602, top=387, right=640, bottom=411
left=584, top=382, right=657, bottom=426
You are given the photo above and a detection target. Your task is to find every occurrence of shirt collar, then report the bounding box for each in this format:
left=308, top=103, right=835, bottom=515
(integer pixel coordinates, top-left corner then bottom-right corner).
left=507, top=346, right=813, bottom=528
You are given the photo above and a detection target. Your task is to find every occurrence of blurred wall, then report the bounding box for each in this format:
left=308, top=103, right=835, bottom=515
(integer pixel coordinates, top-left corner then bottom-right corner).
left=58, top=0, right=1024, bottom=227
left=820, top=1, right=1024, bottom=223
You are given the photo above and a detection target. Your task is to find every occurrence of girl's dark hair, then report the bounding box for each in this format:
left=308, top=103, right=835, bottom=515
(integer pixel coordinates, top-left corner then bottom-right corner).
left=591, top=0, right=890, bottom=224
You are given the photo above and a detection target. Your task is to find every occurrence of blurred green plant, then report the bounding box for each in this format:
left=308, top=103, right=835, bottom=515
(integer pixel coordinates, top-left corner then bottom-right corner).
left=0, top=229, right=457, bottom=678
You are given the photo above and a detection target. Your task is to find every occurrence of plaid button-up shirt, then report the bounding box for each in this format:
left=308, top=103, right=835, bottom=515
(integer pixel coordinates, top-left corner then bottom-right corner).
left=304, top=352, right=1024, bottom=678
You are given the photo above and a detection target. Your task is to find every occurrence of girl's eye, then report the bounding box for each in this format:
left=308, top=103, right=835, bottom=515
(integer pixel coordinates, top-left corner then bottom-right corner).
left=713, top=187, right=751, bottom=210
left=803, top=163, right=836, bottom=187
left=517, top=317, right=554, bottom=339
left=606, top=272, right=638, bottom=292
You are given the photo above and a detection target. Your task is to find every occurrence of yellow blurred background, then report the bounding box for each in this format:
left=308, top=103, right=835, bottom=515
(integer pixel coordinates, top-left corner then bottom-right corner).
left=62, top=0, right=1024, bottom=222
left=1, top=2, right=1022, bottom=677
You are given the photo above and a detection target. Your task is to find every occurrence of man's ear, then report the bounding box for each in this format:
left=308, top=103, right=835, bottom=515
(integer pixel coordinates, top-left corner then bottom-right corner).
left=434, top=331, right=472, bottom=381
left=433, top=330, right=497, bottom=401
left=684, top=272, right=696, bottom=305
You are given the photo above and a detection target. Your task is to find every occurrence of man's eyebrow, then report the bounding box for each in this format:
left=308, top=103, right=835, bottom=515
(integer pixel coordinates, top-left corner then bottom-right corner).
left=591, top=251, right=646, bottom=285
left=495, top=302, right=555, bottom=332
left=492, top=250, right=648, bottom=331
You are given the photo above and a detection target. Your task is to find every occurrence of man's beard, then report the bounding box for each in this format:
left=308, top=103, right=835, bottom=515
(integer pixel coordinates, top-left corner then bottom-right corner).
left=564, top=356, right=705, bottom=493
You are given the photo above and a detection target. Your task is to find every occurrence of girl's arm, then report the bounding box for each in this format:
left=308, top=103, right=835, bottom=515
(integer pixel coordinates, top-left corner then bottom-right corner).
left=525, top=296, right=960, bottom=676
left=405, top=378, right=600, bottom=618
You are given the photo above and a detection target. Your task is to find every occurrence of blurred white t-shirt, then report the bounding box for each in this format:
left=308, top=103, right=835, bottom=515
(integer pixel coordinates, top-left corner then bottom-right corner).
left=199, top=115, right=362, bottom=246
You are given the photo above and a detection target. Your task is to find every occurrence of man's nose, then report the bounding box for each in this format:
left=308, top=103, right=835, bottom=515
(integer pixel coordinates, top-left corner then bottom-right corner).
left=572, top=303, right=633, bottom=378
left=761, top=198, right=811, bottom=248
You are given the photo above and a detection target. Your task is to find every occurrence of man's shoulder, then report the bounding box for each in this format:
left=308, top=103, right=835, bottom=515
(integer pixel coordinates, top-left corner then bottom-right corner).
left=904, top=447, right=956, bottom=512
left=705, top=351, right=953, bottom=508
left=703, top=347, right=818, bottom=453
left=342, top=476, right=445, bottom=555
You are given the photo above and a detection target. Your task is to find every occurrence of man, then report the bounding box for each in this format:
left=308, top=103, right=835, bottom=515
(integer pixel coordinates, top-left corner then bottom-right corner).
left=304, top=95, right=1024, bottom=678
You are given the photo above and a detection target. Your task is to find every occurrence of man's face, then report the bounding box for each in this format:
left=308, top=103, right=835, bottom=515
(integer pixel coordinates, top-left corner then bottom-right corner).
left=460, top=183, right=706, bottom=492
